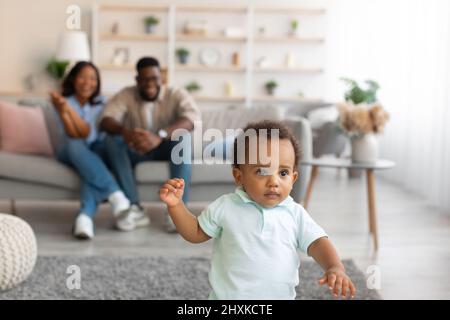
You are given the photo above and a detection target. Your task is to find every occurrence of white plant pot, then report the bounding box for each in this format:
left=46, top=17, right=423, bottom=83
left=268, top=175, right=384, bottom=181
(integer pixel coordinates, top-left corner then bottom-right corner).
left=146, top=24, right=156, bottom=34
left=351, top=133, right=378, bottom=163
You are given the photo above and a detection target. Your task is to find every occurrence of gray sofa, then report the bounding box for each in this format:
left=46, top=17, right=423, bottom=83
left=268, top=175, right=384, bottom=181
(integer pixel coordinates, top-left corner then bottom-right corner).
left=0, top=100, right=312, bottom=214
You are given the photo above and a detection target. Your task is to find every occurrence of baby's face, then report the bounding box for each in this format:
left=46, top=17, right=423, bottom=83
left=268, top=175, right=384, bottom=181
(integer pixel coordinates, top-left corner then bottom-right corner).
left=233, top=139, right=298, bottom=208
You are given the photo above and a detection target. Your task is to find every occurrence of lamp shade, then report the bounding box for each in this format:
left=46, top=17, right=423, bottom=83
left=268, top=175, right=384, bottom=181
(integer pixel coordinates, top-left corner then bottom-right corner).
left=55, top=31, right=90, bottom=62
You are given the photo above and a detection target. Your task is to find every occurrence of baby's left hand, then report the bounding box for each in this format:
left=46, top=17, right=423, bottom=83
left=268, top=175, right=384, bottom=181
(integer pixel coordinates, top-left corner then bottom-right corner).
left=318, top=266, right=356, bottom=299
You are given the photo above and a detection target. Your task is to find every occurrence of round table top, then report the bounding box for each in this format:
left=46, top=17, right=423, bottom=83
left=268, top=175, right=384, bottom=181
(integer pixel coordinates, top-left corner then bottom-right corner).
left=301, top=158, right=396, bottom=170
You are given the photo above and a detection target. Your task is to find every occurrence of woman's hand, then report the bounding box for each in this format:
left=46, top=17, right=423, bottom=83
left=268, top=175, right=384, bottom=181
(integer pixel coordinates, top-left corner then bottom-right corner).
left=159, top=178, right=184, bottom=208
left=318, top=266, right=356, bottom=299
left=50, top=91, right=69, bottom=113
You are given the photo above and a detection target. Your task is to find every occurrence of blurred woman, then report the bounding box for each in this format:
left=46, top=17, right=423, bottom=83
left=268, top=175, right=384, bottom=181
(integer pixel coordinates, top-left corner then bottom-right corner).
left=51, top=61, right=147, bottom=239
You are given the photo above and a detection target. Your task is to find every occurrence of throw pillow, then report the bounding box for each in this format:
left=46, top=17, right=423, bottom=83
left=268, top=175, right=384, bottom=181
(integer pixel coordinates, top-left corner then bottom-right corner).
left=0, top=101, right=54, bottom=157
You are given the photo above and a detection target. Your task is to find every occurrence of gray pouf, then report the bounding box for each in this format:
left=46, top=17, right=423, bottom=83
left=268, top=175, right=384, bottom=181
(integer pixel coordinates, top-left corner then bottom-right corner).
left=0, top=213, right=37, bottom=291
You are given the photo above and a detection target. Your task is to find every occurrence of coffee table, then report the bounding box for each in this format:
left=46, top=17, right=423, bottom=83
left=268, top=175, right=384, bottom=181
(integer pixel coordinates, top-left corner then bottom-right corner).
left=301, top=158, right=396, bottom=250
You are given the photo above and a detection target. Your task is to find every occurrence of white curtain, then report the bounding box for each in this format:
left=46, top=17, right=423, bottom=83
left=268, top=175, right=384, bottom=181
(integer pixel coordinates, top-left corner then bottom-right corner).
left=323, top=0, right=450, bottom=214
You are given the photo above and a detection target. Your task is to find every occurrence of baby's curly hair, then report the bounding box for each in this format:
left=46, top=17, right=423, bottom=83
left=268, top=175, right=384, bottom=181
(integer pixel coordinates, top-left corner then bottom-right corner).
left=232, top=120, right=301, bottom=170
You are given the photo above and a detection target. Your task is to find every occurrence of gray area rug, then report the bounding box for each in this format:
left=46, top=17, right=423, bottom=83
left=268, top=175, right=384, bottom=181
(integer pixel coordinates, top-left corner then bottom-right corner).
left=0, top=256, right=381, bottom=300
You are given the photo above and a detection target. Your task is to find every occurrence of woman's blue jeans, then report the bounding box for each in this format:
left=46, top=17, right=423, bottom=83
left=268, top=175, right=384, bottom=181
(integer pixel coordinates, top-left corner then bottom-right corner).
left=57, top=138, right=120, bottom=218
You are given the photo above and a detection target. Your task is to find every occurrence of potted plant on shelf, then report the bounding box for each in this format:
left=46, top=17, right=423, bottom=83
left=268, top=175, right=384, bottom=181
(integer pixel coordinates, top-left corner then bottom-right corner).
left=185, top=81, right=201, bottom=95
left=176, top=48, right=190, bottom=65
left=337, top=78, right=389, bottom=163
left=144, top=16, right=159, bottom=34
left=265, top=80, right=278, bottom=96
left=290, top=19, right=299, bottom=36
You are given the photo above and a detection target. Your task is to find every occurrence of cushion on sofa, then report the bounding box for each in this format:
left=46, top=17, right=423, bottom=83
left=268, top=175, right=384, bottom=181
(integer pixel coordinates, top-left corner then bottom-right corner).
left=18, top=98, right=64, bottom=155
left=0, top=101, right=54, bottom=157
left=135, top=161, right=234, bottom=184
left=0, top=151, right=80, bottom=190
left=200, top=105, right=286, bottom=134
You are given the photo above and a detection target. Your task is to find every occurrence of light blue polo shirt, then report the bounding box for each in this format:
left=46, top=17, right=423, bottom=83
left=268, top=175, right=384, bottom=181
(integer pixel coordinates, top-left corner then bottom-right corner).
left=198, top=187, right=327, bottom=300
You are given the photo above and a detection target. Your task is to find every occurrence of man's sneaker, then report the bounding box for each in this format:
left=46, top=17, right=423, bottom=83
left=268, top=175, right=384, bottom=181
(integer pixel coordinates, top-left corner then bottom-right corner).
left=165, top=214, right=177, bottom=233
left=108, top=190, right=130, bottom=217
left=73, top=213, right=94, bottom=239
left=129, top=204, right=151, bottom=228
left=115, top=209, right=136, bottom=232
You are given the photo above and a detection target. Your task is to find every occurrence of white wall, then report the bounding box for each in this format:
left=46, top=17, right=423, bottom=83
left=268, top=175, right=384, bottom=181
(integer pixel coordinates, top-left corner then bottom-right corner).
left=0, top=0, right=329, bottom=97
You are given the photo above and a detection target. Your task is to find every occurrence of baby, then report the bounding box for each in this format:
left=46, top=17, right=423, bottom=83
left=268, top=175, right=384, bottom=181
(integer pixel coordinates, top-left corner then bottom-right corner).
left=159, top=120, right=356, bottom=299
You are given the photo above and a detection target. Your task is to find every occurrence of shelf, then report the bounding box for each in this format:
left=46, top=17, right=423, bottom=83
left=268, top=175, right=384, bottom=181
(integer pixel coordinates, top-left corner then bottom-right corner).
left=98, top=4, right=168, bottom=12
left=252, top=96, right=323, bottom=103
left=99, top=65, right=169, bottom=72
left=194, top=96, right=246, bottom=103
left=99, top=34, right=168, bottom=42
left=254, top=67, right=323, bottom=74
left=99, top=64, right=134, bottom=70
left=0, top=91, right=46, bottom=97
left=175, top=65, right=246, bottom=73
left=176, top=5, right=247, bottom=13
left=92, top=3, right=327, bottom=107
left=254, top=36, right=324, bottom=44
left=176, top=34, right=247, bottom=42
left=254, top=6, right=326, bottom=15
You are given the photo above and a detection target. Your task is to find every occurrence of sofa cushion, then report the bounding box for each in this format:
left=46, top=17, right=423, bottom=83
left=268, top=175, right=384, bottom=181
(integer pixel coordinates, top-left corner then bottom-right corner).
left=18, top=98, right=64, bottom=155
left=200, top=105, right=286, bottom=134
left=135, top=161, right=234, bottom=184
left=0, top=152, right=80, bottom=190
left=0, top=101, right=54, bottom=157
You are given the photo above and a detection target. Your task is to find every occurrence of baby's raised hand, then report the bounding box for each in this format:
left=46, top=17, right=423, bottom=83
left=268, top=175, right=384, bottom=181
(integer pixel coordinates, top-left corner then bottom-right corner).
left=318, top=266, right=356, bottom=299
left=159, top=178, right=185, bottom=207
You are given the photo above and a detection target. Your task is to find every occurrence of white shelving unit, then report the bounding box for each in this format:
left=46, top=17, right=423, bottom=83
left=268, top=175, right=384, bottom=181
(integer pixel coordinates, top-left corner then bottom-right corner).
left=92, top=3, right=326, bottom=107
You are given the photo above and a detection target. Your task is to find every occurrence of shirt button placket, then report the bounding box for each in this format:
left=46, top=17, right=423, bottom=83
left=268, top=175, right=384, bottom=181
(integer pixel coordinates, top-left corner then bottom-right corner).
left=261, top=209, right=274, bottom=237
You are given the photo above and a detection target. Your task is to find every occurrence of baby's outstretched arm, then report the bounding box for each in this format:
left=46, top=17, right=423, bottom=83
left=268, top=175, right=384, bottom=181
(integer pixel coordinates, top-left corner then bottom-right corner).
left=308, top=237, right=356, bottom=299
left=159, top=178, right=211, bottom=243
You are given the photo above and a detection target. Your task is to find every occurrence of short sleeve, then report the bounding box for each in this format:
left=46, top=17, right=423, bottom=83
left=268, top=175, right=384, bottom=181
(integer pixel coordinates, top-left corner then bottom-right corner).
left=173, top=88, right=201, bottom=125
left=197, top=196, right=226, bottom=239
left=297, top=206, right=328, bottom=255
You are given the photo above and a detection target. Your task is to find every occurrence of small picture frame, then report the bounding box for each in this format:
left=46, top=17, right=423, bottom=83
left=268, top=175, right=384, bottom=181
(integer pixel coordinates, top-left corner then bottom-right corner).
left=112, top=47, right=129, bottom=66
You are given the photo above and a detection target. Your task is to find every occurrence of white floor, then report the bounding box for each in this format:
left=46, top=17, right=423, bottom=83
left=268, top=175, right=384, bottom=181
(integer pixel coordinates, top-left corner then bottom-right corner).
left=2, top=168, right=450, bottom=299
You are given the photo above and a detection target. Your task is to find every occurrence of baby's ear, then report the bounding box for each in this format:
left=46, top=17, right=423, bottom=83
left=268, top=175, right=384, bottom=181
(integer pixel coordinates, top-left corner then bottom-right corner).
left=232, top=167, right=243, bottom=186
left=292, top=170, right=299, bottom=183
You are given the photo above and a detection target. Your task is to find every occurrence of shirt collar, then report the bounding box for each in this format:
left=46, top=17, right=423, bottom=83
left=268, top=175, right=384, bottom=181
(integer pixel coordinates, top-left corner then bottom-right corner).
left=67, top=95, right=92, bottom=110
left=234, top=186, right=294, bottom=209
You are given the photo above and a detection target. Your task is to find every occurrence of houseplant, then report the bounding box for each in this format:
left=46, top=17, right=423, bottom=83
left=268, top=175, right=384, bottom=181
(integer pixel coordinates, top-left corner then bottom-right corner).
left=176, top=48, right=190, bottom=64
left=290, top=19, right=299, bottom=36
left=337, top=78, right=389, bottom=163
left=46, top=58, right=69, bottom=80
left=265, top=80, right=278, bottom=96
left=144, top=16, right=159, bottom=34
left=185, top=81, right=201, bottom=94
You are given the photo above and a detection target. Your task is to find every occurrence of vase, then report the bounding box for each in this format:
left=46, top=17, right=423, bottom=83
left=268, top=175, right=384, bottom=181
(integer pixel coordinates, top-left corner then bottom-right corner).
left=145, top=24, right=156, bottom=34
left=266, top=87, right=276, bottom=96
left=351, top=133, right=378, bottom=163
left=178, top=55, right=188, bottom=64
